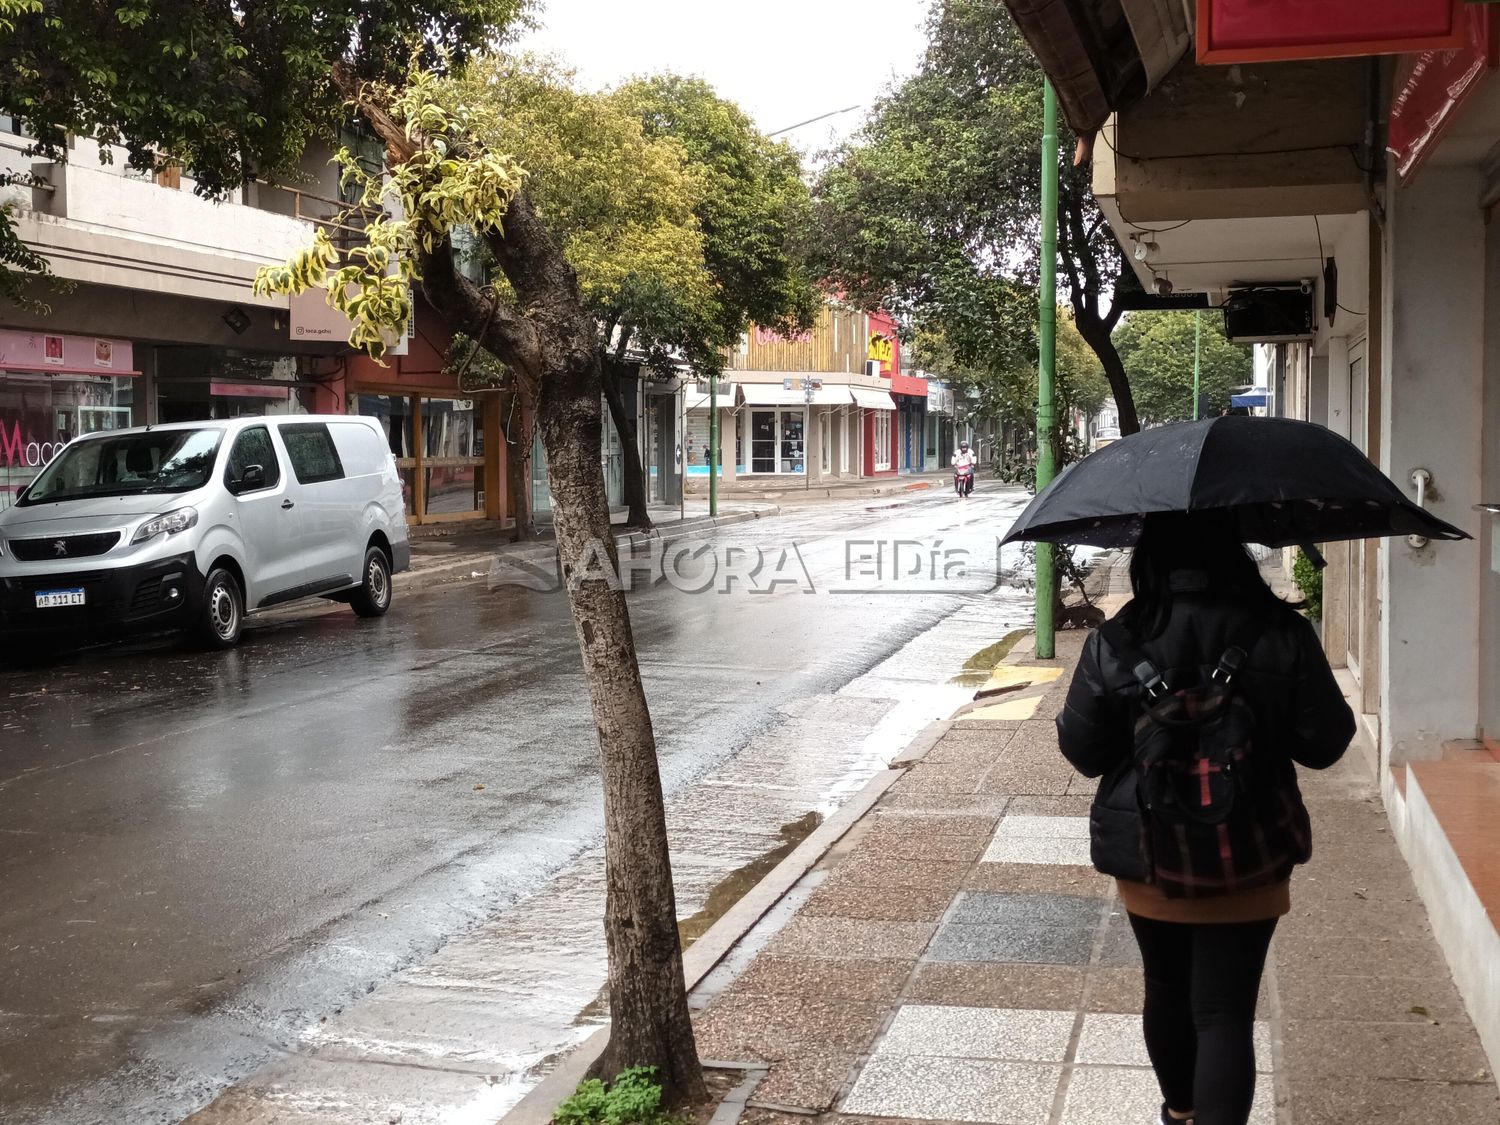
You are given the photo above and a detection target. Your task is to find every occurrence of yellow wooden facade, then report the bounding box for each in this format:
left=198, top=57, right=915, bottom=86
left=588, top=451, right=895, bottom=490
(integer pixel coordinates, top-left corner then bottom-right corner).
left=727, top=304, right=872, bottom=375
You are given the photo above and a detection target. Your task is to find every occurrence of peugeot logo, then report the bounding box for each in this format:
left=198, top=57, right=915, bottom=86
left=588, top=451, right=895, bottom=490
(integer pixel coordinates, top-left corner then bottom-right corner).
left=53, top=540, right=68, bottom=557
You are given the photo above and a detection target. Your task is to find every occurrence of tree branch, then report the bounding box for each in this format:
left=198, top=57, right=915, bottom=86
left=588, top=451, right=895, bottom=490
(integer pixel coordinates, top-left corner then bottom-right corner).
left=418, top=237, right=541, bottom=384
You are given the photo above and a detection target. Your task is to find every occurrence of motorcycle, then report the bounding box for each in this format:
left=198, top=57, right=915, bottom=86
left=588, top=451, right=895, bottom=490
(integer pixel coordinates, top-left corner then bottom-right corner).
left=954, top=462, right=974, bottom=498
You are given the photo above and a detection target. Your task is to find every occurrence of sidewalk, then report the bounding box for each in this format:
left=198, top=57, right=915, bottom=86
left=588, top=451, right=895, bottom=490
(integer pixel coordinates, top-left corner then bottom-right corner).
left=683, top=601, right=1500, bottom=1124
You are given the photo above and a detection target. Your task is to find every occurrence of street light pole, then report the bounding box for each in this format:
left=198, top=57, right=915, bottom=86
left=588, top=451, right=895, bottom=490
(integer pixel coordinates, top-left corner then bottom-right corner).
left=1035, top=79, right=1059, bottom=661
left=1193, top=309, right=1202, bottom=420
left=709, top=370, right=719, bottom=517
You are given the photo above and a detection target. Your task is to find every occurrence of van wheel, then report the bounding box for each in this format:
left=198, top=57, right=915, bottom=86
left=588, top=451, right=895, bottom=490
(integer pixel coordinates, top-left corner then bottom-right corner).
left=351, top=547, right=392, bottom=618
left=195, top=568, right=244, bottom=649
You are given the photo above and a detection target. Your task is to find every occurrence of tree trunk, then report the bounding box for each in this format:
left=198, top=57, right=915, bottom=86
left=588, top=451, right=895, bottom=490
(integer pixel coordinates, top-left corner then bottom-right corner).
left=538, top=341, right=705, bottom=1105
left=601, top=360, right=652, bottom=529
left=345, top=76, right=705, bottom=1102
left=1072, top=309, right=1140, bottom=436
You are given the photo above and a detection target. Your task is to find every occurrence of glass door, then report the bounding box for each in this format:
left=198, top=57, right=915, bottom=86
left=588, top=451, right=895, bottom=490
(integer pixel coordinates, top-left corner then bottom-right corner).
left=780, top=409, right=805, bottom=473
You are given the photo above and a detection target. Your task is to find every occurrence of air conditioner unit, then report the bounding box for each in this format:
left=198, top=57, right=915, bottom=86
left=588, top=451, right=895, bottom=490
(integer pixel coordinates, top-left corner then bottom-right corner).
left=1222, top=286, right=1315, bottom=343
left=864, top=360, right=882, bottom=378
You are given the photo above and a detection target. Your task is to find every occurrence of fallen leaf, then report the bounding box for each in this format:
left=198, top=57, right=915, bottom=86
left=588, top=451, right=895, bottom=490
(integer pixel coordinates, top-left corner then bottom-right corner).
left=1410, top=1005, right=1429, bottom=1017
left=473, top=783, right=486, bottom=791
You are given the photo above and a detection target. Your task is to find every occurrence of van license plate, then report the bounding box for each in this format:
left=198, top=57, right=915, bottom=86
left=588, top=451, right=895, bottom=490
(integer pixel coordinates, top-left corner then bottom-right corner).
left=35, top=588, right=85, bottom=608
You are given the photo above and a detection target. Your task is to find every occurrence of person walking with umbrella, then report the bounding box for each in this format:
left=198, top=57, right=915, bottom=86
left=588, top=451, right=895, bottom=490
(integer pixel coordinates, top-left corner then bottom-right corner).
left=1005, top=417, right=1469, bottom=1125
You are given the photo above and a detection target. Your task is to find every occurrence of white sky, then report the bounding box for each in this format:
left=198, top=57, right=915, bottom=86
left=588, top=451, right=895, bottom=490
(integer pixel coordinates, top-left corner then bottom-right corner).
left=516, top=0, right=929, bottom=154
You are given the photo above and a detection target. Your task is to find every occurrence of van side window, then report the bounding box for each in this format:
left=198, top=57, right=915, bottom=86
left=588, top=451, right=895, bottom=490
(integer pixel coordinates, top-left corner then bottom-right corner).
left=280, top=423, right=345, bottom=485
left=225, top=427, right=281, bottom=492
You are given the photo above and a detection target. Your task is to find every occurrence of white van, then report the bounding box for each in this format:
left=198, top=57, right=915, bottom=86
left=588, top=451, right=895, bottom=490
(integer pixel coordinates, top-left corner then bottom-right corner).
left=0, top=416, right=411, bottom=648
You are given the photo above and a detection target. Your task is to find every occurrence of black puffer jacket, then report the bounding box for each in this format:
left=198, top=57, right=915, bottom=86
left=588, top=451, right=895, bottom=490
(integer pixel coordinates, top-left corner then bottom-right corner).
left=1057, top=577, right=1356, bottom=882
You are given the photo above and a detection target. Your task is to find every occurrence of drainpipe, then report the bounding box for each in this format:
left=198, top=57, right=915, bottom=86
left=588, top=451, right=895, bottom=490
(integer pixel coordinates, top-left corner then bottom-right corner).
left=1036, top=79, right=1059, bottom=661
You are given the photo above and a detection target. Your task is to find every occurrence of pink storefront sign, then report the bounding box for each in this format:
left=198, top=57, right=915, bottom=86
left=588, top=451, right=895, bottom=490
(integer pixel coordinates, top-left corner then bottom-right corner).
left=0, top=329, right=137, bottom=376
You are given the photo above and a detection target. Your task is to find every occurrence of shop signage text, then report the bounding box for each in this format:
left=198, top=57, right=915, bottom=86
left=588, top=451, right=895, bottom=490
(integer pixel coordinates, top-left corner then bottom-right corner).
left=867, top=334, right=895, bottom=365
left=753, top=325, right=813, bottom=346
left=1, top=420, right=65, bottom=469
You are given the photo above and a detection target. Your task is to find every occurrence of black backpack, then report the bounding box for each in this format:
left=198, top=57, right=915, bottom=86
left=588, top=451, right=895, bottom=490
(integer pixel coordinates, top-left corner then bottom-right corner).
left=1100, top=620, right=1311, bottom=898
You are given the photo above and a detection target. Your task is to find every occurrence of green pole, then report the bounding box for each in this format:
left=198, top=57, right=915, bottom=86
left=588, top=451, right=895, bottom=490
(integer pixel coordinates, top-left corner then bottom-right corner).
left=1035, top=79, right=1058, bottom=660
left=1193, top=309, right=1202, bottom=420
left=709, top=371, right=719, bottom=517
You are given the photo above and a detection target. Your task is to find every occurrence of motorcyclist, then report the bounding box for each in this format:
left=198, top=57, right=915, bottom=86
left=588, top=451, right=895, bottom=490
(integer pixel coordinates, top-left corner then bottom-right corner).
left=952, top=441, right=978, bottom=497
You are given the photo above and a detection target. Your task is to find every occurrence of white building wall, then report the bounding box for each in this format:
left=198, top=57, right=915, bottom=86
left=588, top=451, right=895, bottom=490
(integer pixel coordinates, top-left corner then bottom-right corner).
left=1379, top=166, right=1488, bottom=764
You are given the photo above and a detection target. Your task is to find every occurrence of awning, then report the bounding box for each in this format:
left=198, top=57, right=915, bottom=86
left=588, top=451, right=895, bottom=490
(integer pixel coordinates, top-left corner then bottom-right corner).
left=686, top=385, right=736, bottom=411
left=811, top=385, right=854, bottom=406
left=1001, top=0, right=1191, bottom=137
left=851, top=387, right=898, bottom=410
left=1231, top=392, right=1270, bottom=408
left=741, top=383, right=810, bottom=407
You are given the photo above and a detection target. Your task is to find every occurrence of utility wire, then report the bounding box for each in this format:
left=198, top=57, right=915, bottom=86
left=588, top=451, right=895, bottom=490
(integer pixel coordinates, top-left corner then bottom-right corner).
left=768, top=104, right=862, bottom=138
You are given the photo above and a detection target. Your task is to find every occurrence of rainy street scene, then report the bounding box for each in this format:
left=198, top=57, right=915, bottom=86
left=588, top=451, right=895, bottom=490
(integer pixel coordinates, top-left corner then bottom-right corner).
left=5, top=1, right=1500, bottom=1124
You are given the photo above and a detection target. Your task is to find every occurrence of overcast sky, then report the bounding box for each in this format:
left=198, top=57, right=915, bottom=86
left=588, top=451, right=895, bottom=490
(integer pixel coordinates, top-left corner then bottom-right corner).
left=516, top=0, right=929, bottom=153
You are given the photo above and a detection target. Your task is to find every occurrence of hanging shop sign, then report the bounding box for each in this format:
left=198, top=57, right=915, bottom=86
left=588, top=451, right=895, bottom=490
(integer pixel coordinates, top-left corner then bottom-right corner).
left=1196, top=0, right=1468, bottom=64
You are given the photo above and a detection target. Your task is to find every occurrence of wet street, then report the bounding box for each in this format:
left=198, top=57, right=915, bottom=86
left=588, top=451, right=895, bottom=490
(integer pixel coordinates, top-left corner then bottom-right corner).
left=0, top=488, right=1036, bottom=1124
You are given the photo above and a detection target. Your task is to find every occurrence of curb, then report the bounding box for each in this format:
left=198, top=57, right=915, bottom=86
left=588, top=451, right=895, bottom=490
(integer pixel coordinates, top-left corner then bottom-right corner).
left=500, top=739, right=934, bottom=1125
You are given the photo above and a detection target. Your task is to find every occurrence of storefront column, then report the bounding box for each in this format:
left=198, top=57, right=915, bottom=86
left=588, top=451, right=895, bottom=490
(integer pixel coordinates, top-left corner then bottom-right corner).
left=484, top=396, right=504, bottom=522
left=1379, top=165, right=1487, bottom=766
left=138, top=348, right=159, bottom=427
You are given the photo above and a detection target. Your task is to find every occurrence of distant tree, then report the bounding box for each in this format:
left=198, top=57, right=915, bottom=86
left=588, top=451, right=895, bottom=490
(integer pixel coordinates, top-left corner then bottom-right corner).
left=1113, top=310, right=1252, bottom=425
left=0, top=0, right=526, bottom=301
left=808, top=0, right=1143, bottom=436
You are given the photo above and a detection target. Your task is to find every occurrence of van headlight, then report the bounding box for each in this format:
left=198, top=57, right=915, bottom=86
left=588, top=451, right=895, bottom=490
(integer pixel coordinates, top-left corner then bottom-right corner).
left=132, top=507, right=198, bottom=544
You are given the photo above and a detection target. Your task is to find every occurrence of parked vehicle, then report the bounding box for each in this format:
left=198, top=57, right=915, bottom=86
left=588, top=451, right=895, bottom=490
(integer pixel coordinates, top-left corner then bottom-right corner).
left=0, top=416, right=411, bottom=649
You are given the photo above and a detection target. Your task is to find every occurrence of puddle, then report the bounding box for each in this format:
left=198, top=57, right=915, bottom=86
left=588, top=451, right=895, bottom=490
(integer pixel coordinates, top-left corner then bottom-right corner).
left=678, top=811, right=822, bottom=947
left=949, top=629, right=1029, bottom=686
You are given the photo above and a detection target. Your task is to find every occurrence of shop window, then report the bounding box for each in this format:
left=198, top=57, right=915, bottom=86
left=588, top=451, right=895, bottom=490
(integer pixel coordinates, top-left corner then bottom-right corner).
left=225, top=426, right=282, bottom=492
left=421, top=397, right=482, bottom=516
left=280, top=423, right=344, bottom=484
left=1, top=373, right=133, bottom=511
left=874, top=411, right=892, bottom=471
left=747, top=408, right=806, bottom=474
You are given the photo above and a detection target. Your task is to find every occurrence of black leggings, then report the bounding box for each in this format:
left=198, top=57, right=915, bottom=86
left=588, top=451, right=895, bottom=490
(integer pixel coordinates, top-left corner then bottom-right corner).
left=1126, top=913, right=1278, bottom=1125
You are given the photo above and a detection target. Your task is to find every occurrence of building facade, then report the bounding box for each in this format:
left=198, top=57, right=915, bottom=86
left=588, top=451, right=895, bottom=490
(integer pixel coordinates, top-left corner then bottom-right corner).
left=1007, top=0, right=1500, bottom=1074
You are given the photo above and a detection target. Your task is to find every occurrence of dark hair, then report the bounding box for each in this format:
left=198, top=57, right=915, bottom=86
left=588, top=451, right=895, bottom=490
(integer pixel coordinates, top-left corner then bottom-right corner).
left=1122, top=512, right=1276, bottom=641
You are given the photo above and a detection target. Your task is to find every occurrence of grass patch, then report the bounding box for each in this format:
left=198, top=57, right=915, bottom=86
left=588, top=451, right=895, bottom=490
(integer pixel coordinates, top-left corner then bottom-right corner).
left=555, top=1067, right=679, bottom=1125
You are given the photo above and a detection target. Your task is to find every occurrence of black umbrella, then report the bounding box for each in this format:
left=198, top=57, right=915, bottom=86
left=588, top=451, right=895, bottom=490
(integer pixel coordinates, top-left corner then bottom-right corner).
left=1002, top=416, right=1470, bottom=549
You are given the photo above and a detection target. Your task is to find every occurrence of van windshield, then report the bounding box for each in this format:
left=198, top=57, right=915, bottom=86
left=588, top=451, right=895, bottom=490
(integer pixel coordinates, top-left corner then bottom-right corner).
left=20, top=429, right=223, bottom=505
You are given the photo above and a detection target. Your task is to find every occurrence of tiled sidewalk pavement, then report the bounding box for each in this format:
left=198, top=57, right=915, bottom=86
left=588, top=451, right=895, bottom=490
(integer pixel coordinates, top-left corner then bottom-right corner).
left=692, top=629, right=1500, bottom=1125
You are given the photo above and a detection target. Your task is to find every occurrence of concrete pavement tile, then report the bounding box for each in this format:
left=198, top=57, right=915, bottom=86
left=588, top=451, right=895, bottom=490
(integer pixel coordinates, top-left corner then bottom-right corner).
left=766, top=917, right=937, bottom=961
left=729, top=955, right=916, bottom=1002
left=841, top=1055, right=1062, bottom=1124
left=990, top=814, right=1091, bottom=839
left=982, top=836, right=1093, bottom=866
left=822, top=856, right=970, bottom=894
left=901, top=763, right=995, bottom=793
left=875, top=1004, right=1075, bottom=1062
left=1286, top=1076, right=1500, bottom=1124
left=802, top=882, right=958, bottom=922
left=1277, top=970, right=1469, bottom=1024
left=925, top=740, right=1014, bottom=766
left=1278, top=891, right=1433, bottom=941
left=1274, top=936, right=1456, bottom=981
left=1095, top=915, right=1143, bottom=967
left=1282, top=1019, right=1494, bottom=1081
left=750, top=1053, right=860, bottom=1111
left=1059, top=1068, right=1275, bottom=1125
left=1081, top=968, right=1144, bottom=1013
left=1074, top=1013, right=1272, bottom=1071
left=880, top=791, right=1012, bottom=816
left=854, top=831, right=989, bottom=864
left=1003, top=796, right=1094, bottom=818
left=963, top=863, right=1111, bottom=898
left=692, top=993, right=891, bottom=1062
left=948, top=892, right=1105, bottom=928
left=926, top=923, right=1095, bottom=966
left=908, top=963, right=1087, bottom=1011
left=1063, top=772, right=1096, bottom=796
left=870, top=812, right=1003, bottom=837
left=978, top=764, right=1075, bottom=796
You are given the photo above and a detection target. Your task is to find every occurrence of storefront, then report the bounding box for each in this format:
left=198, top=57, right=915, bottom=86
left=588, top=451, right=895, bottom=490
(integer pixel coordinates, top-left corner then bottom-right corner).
left=685, top=381, right=735, bottom=479
left=0, top=330, right=137, bottom=510
left=740, top=383, right=808, bottom=475
left=152, top=346, right=333, bottom=422
left=852, top=386, right=898, bottom=476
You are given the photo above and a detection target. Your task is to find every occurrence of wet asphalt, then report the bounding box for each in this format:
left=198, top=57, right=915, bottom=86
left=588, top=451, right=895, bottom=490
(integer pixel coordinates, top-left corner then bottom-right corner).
left=0, top=488, right=1032, bottom=1124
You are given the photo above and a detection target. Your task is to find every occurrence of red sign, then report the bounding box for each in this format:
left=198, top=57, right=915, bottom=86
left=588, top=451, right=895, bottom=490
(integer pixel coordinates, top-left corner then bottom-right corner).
left=1197, top=0, right=1467, bottom=64
left=1389, top=7, right=1500, bottom=180
left=889, top=372, right=929, bottom=398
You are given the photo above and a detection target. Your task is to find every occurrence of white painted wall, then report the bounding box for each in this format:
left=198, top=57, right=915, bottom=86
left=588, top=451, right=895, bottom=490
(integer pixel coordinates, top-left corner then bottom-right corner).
left=1379, top=166, right=1487, bottom=763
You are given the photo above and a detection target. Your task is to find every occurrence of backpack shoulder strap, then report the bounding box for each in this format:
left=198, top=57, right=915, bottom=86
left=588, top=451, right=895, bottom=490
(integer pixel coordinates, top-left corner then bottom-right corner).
left=1212, top=615, right=1271, bottom=686
left=1100, top=619, right=1168, bottom=702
